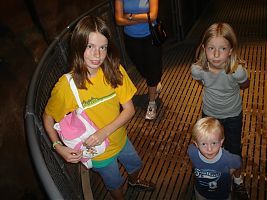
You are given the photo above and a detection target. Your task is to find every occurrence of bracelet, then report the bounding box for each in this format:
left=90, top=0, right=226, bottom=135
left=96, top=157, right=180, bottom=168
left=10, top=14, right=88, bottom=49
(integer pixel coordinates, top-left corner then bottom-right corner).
left=52, top=140, right=63, bottom=149
left=128, top=13, right=133, bottom=20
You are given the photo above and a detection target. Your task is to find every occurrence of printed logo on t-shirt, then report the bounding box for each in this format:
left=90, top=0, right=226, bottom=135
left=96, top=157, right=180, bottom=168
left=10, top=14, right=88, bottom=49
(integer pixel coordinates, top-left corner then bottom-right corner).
left=82, top=92, right=116, bottom=109
left=194, top=168, right=221, bottom=189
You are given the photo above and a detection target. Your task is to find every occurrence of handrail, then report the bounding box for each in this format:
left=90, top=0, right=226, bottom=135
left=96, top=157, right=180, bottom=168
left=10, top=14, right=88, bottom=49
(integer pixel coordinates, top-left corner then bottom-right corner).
left=24, top=110, right=63, bottom=199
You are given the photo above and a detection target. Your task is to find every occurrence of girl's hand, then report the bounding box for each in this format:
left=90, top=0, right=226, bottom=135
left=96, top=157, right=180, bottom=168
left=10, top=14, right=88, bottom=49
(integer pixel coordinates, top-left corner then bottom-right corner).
left=84, top=129, right=107, bottom=148
left=83, top=99, right=135, bottom=148
left=55, top=145, right=83, bottom=163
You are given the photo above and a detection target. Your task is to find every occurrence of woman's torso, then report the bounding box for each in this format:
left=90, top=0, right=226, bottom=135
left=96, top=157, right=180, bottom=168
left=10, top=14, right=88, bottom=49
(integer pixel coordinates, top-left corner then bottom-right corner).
left=123, top=0, right=150, bottom=37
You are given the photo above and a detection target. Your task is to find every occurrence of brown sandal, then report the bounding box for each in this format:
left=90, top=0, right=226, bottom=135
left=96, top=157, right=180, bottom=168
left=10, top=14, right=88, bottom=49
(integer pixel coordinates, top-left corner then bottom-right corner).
left=128, top=179, right=155, bottom=192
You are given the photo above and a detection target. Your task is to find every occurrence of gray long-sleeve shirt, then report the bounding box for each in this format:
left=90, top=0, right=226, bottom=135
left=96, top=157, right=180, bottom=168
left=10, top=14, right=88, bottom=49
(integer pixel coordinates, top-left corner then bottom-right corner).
left=191, top=64, right=248, bottom=119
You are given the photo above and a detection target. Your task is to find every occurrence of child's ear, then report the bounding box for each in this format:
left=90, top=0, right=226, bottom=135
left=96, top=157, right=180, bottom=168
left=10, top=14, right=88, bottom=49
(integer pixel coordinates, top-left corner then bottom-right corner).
left=193, top=141, right=199, bottom=148
left=229, top=48, right=233, bottom=55
left=220, top=139, right=224, bottom=146
left=202, top=44, right=205, bottom=49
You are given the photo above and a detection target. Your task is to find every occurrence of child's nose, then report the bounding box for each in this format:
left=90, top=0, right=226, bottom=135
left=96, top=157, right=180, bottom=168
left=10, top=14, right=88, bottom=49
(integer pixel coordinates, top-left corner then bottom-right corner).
left=214, top=49, right=220, bottom=57
left=207, top=144, right=212, bottom=151
left=93, top=48, right=100, bottom=57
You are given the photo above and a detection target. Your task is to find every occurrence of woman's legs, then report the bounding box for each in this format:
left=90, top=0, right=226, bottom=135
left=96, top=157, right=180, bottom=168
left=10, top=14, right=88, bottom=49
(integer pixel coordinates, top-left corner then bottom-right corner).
left=124, top=35, right=162, bottom=120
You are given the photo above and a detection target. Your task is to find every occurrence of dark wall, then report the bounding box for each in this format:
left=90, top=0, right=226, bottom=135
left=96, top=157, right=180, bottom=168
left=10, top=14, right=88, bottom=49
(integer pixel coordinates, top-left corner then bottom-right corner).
left=159, top=0, right=212, bottom=42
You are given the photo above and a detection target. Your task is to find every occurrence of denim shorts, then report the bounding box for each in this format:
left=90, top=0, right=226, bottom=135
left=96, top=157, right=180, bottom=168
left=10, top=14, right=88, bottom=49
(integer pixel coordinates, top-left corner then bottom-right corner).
left=92, top=140, right=142, bottom=191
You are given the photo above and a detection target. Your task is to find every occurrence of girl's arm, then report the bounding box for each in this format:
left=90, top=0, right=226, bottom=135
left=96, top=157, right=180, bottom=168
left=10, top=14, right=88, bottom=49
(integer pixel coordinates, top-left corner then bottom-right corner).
left=42, top=112, right=83, bottom=163
left=84, top=99, right=135, bottom=147
left=114, top=0, right=158, bottom=26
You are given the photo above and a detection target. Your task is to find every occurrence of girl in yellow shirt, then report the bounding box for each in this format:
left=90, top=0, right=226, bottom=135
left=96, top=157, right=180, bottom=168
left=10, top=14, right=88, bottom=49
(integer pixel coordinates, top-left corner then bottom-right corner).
left=42, top=15, right=155, bottom=199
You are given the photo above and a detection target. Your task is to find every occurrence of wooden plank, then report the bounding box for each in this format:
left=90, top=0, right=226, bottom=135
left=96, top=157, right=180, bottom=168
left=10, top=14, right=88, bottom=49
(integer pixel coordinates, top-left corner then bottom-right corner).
left=81, top=166, right=94, bottom=200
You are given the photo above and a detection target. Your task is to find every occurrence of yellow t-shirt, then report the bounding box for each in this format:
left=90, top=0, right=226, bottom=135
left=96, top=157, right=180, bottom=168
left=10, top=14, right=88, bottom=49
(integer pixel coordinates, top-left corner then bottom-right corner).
left=45, top=65, right=137, bottom=160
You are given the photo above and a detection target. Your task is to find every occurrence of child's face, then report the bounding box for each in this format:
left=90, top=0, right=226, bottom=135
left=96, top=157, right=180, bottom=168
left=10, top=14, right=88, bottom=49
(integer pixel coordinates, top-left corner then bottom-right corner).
left=84, top=32, right=108, bottom=76
left=204, top=36, right=232, bottom=70
left=195, top=133, right=224, bottom=160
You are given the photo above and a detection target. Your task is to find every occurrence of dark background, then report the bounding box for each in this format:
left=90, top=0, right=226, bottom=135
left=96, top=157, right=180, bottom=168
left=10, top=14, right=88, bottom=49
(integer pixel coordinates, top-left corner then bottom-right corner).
left=0, top=1, right=101, bottom=199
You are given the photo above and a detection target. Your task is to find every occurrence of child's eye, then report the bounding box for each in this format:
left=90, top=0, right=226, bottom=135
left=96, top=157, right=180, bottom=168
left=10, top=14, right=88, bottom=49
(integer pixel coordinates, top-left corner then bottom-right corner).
left=207, top=47, right=214, bottom=51
left=100, top=46, right=108, bottom=51
left=211, top=141, right=220, bottom=146
left=86, top=44, right=92, bottom=48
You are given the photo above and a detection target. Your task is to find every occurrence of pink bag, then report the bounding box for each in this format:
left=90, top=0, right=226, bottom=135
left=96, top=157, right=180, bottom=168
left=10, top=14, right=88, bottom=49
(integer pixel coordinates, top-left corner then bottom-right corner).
left=54, top=108, right=109, bottom=168
left=53, top=74, right=109, bottom=168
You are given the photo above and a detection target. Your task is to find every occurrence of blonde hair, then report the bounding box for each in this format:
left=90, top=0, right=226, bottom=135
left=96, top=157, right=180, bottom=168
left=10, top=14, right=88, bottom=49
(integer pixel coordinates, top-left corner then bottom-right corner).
left=192, top=117, right=224, bottom=143
left=194, top=22, right=246, bottom=74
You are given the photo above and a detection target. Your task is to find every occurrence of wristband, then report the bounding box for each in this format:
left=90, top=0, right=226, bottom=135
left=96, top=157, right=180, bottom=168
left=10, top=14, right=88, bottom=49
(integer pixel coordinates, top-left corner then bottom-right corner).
left=128, top=13, right=133, bottom=20
left=52, top=140, right=63, bottom=149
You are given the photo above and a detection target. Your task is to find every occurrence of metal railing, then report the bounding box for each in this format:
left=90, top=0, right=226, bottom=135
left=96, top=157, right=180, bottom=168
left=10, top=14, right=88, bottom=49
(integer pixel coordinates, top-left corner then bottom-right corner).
left=24, top=1, right=124, bottom=199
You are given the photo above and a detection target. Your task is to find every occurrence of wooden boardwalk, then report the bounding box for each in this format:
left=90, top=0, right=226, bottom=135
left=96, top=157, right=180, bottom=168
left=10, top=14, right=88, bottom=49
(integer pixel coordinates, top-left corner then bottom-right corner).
left=91, top=0, right=267, bottom=199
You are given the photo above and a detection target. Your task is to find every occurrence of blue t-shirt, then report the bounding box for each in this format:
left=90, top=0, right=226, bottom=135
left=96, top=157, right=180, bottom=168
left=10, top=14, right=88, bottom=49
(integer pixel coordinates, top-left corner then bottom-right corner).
left=123, top=0, right=150, bottom=37
left=188, top=144, right=242, bottom=199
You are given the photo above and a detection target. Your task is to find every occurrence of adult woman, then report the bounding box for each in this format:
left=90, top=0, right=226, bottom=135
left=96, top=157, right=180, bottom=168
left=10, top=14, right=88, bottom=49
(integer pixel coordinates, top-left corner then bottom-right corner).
left=115, top=0, right=163, bottom=120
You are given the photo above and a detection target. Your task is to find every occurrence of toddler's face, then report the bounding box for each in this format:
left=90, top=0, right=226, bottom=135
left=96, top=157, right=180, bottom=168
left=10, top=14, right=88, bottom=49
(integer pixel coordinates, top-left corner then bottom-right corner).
left=195, top=133, right=224, bottom=160
left=204, top=36, right=232, bottom=70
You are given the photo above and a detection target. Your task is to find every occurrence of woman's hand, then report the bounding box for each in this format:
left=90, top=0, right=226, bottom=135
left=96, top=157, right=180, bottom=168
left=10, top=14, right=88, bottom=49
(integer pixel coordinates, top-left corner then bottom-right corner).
left=114, top=0, right=159, bottom=25
left=55, top=145, right=83, bottom=163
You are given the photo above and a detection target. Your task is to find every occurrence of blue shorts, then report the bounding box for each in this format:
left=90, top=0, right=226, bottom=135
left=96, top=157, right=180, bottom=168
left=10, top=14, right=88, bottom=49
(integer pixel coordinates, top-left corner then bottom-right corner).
left=92, top=140, right=142, bottom=191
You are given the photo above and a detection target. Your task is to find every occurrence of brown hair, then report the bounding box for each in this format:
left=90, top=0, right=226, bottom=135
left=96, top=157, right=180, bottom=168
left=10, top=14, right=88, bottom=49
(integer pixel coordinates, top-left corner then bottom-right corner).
left=69, top=15, right=122, bottom=89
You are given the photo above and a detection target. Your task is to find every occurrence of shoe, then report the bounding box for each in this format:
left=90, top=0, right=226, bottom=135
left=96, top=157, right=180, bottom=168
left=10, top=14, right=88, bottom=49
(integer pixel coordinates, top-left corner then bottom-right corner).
left=155, top=82, right=162, bottom=99
left=145, top=103, right=157, bottom=120
left=232, top=183, right=249, bottom=200
left=128, top=179, right=155, bottom=192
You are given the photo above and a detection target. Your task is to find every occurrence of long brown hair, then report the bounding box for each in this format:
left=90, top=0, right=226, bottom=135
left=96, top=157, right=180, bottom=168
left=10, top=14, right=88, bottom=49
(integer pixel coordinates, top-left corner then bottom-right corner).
left=69, top=15, right=122, bottom=89
left=194, top=22, right=246, bottom=74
